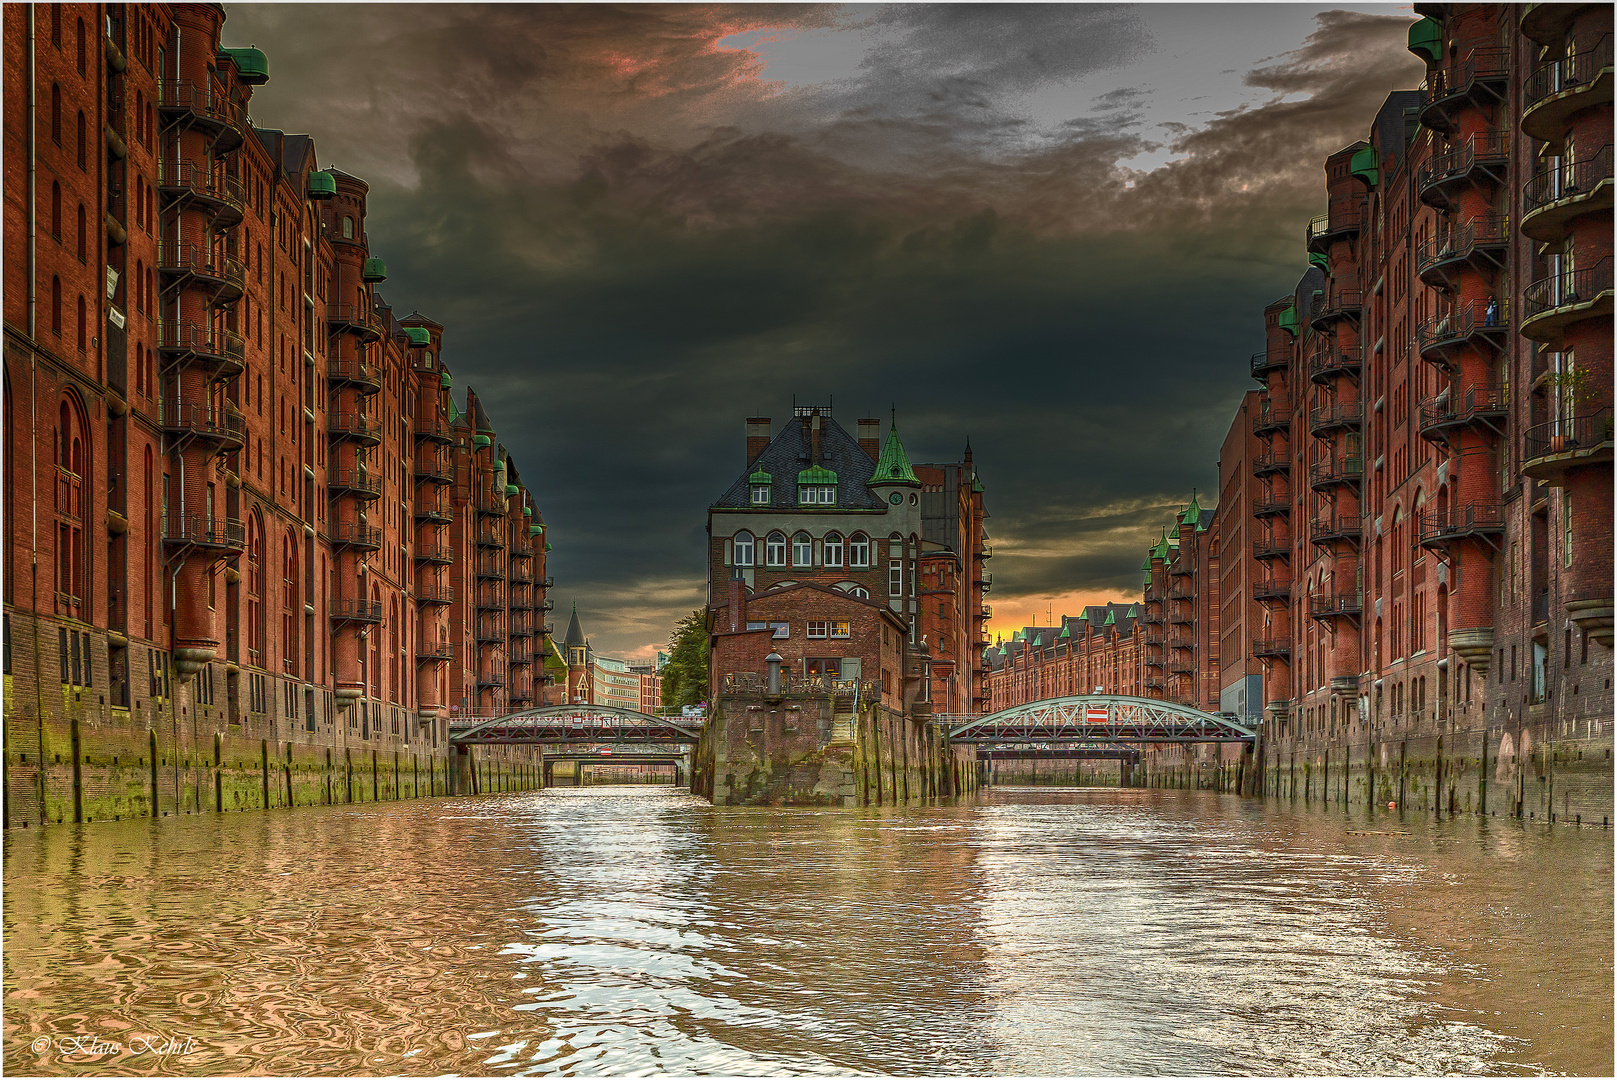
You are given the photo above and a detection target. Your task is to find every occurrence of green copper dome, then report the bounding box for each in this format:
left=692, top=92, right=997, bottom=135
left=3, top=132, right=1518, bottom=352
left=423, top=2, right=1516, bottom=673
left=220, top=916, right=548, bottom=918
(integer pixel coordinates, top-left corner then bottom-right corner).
left=872, top=422, right=920, bottom=485
left=797, top=465, right=837, bottom=485
left=307, top=171, right=337, bottom=199
left=405, top=326, right=431, bottom=347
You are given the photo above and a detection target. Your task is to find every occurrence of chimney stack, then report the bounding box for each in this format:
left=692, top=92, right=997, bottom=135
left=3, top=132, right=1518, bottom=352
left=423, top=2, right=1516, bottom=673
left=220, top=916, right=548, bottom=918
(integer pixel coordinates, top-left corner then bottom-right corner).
left=746, top=417, right=771, bottom=467
left=810, top=411, right=823, bottom=466
left=858, top=418, right=881, bottom=459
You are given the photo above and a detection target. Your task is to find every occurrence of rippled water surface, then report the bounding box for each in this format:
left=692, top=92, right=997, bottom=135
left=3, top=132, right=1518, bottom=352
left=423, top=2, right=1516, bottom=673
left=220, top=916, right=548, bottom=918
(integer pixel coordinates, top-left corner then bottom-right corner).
left=4, top=787, right=1611, bottom=1076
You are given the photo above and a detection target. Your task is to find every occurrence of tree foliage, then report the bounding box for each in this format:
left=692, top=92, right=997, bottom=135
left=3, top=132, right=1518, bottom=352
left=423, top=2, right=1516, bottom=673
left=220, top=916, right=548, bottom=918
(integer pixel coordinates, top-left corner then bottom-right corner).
left=660, top=609, right=709, bottom=710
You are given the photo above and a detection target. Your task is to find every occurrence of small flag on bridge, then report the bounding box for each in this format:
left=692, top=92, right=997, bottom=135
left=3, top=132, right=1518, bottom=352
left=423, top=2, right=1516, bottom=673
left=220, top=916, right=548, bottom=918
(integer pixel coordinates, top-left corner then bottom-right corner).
left=1085, top=706, right=1109, bottom=723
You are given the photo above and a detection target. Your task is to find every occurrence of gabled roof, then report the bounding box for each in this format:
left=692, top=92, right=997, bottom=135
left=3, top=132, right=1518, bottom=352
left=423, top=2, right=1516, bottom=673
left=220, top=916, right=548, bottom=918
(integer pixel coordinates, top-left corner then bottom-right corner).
left=712, top=414, right=885, bottom=510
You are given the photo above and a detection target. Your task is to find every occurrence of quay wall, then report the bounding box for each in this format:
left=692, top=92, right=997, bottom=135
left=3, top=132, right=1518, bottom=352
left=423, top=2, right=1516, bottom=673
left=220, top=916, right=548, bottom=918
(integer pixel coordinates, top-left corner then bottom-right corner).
left=692, top=691, right=977, bottom=807
left=4, top=612, right=540, bottom=828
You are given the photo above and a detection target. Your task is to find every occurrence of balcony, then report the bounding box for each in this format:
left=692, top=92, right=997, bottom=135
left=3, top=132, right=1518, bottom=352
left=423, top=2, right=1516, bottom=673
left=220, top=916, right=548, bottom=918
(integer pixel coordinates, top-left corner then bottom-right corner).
left=1252, top=638, right=1292, bottom=660
left=539, top=599, right=555, bottom=612
left=1520, top=260, right=1613, bottom=346
left=413, top=451, right=453, bottom=485
left=1417, top=51, right=1509, bottom=134
left=540, top=622, right=555, bottom=637
left=416, top=642, right=453, bottom=663
left=1416, top=215, right=1509, bottom=286
left=1522, top=38, right=1614, bottom=141
left=160, top=403, right=246, bottom=448
left=330, top=521, right=382, bottom=550
left=1522, top=147, right=1613, bottom=243
left=1309, top=456, right=1363, bottom=492
left=1168, top=659, right=1195, bottom=675
left=327, top=412, right=381, bottom=446
left=475, top=591, right=506, bottom=611
left=1144, top=677, right=1165, bottom=692
left=158, top=320, right=245, bottom=379
left=414, top=544, right=453, bottom=565
left=1250, top=349, right=1289, bottom=380
left=155, top=161, right=244, bottom=225
left=1252, top=398, right=1291, bottom=437
left=163, top=514, right=245, bottom=552
left=1309, top=401, right=1362, bottom=436
left=327, top=358, right=381, bottom=393
left=476, top=494, right=510, bottom=517
left=331, top=598, right=383, bottom=624
left=412, top=419, right=454, bottom=445
left=1308, top=344, right=1361, bottom=385
left=1168, top=608, right=1193, bottom=625
left=1418, top=504, right=1506, bottom=548
left=1415, top=298, right=1511, bottom=365
left=477, top=671, right=507, bottom=687
left=1253, top=578, right=1291, bottom=603
left=156, top=241, right=244, bottom=300
left=475, top=625, right=506, bottom=644
left=510, top=595, right=534, bottom=611
left=326, top=302, right=383, bottom=343
left=1252, top=494, right=1291, bottom=519
left=156, top=81, right=244, bottom=150
left=1251, top=450, right=1290, bottom=478
left=475, top=557, right=505, bottom=580
left=510, top=541, right=537, bottom=559
left=1417, top=130, right=1509, bottom=208
left=1168, top=584, right=1195, bottom=601
left=1169, top=634, right=1195, bottom=651
left=476, top=526, right=506, bottom=549
left=328, top=467, right=382, bottom=501
left=1304, top=194, right=1368, bottom=253
left=1521, top=408, right=1615, bottom=483
left=539, top=576, right=555, bottom=589
left=975, top=570, right=993, bottom=589
left=1310, top=515, right=1362, bottom=547
left=1138, top=612, right=1164, bottom=626
left=414, top=500, right=453, bottom=525
left=1417, top=384, right=1507, bottom=443
left=1252, top=536, right=1291, bottom=561
left=511, top=565, right=534, bottom=584
left=510, top=650, right=537, bottom=666
left=1309, top=593, right=1363, bottom=622
left=511, top=619, right=534, bottom=639
left=418, top=586, right=455, bottom=606
left=1310, top=290, right=1362, bottom=331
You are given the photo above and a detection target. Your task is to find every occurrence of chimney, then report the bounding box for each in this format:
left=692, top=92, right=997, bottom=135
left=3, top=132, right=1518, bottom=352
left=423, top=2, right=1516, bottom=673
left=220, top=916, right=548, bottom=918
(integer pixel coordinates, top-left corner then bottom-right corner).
left=810, top=410, right=823, bottom=466
left=728, top=569, right=746, bottom=633
left=858, top=418, right=881, bottom=459
left=746, top=417, right=771, bottom=467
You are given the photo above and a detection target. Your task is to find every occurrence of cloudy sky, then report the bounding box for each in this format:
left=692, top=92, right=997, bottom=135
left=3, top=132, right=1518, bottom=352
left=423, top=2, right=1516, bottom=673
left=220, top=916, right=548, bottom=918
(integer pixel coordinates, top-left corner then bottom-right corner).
left=226, top=2, right=1424, bottom=660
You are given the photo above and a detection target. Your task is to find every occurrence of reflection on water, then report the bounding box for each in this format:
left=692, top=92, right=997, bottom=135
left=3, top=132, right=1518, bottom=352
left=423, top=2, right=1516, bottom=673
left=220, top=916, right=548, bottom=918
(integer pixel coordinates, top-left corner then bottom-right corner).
left=3, top=787, right=1611, bottom=1076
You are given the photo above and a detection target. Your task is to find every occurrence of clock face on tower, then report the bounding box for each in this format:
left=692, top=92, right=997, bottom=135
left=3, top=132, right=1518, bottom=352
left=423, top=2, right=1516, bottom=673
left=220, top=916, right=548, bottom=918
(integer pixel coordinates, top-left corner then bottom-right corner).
left=889, top=492, right=903, bottom=505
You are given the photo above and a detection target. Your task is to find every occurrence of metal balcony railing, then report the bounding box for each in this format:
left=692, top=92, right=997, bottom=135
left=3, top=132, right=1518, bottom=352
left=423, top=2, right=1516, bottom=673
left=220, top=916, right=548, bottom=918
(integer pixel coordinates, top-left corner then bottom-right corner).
left=1253, top=578, right=1291, bottom=603
left=1522, top=408, right=1614, bottom=471
left=327, top=358, right=381, bottom=391
left=1309, top=401, right=1362, bottom=435
left=1252, top=449, right=1290, bottom=477
left=1522, top=260, right=1612, bottom=327
left=1523, top=36, right=1614, bottom=124
left=1415, top=298, right=1511, bottom=359
left=1308, top=345, right=1361, bottom=384
left=1418, top=504, right=1506, bottom=546
left=327, top=412, right=380, bottom=442
left=413, top=451, right=453, bottom=484
left=1305, top=194, right=1368, bottom=250
left=156, top=241, right=245, bottom=293
left=1309, top=456, right=1363, bottom=489
left=329, top=521, right=382, bottom=549
left=1309, top=593, right=1363, bottom=619
left=1252, top=639, right=1291, bottom=659
left=1252, top=536, right=1291, bottom=560
left=412, top=419, right=453, bottom=444
left=1416, top=214, right=1509, bottom=277
left=163, top=514, right=245, bottom=551
left=326, top=302, right=383, bottom=341
left=331, top=598, right=384, bottom=623
left=414, top=544, right=453, bottom=564
left=1252, top=398, right=1291, bottom=436
left=1419, top=50, right=1510, bottom=127
left=155, top=161, right=245, bottom=220
left=1252, top=495, right=1291, bottom=518
left=1417, top=384, right=1507, bottom=441
left=1311, top=515, right=1362, bottom=545
left=158, top=320, right=245, bottom=370
left=417, top=642, right=454, bottom=662
left=476, top=526, right=505, bottom=549
left=414, top=500, right=453, bottom=524
left=1522, top=146, right=1613, bottom=221
left=157, top=80, right=245, bottom=131
left=160, top=403, right=246, bottom=446
left=1311, top=290, right=1362, bottom=328
left=1417, top=130, right=1509, bottom=201
left=418, top=586, right=455, bottom=605
left=328, top=468, right=381, bottom=498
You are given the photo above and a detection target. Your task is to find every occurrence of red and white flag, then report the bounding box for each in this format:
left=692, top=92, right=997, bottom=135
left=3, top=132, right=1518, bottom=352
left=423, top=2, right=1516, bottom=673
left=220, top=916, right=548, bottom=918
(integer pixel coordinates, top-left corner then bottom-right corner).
left=1085, top=706, right=1109, bottom=723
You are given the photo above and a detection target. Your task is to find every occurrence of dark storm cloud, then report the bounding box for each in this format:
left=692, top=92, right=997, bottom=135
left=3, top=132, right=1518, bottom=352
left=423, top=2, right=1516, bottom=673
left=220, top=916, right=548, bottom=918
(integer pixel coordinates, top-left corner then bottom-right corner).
left=224, top=4, right=1423, bottom=655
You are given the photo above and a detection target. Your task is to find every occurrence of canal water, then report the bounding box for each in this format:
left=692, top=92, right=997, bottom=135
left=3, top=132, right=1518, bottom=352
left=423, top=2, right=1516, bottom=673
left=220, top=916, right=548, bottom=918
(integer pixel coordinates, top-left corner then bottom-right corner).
left=4, top=788, right=1611, bottom=1076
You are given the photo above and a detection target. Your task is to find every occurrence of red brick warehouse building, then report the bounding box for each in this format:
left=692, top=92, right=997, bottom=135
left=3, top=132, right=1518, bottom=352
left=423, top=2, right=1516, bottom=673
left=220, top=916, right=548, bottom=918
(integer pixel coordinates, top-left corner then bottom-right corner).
left=2, top=3, right=553, bottom=826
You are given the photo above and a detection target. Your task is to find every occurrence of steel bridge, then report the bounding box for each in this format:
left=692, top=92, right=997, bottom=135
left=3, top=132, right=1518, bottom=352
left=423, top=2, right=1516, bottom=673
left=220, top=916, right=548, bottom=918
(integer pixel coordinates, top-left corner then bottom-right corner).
left=945, top=695, right=1257, bottom=746
left=450, top=704, right=704, bottom=747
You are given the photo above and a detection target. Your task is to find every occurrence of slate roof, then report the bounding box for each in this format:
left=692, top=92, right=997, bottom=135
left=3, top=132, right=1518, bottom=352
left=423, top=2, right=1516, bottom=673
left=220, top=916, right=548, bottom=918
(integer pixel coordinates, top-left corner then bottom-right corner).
left=563, top=604, right=585, bottom=647
left=712, top=414, right=886, bottom=510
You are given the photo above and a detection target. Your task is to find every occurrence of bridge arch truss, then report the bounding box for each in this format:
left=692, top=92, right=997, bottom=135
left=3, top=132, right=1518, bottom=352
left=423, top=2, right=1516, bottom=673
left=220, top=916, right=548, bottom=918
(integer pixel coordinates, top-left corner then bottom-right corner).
left=947, top=696, right=1257, bottom=745
left=451, top=704, right=703, bottom=746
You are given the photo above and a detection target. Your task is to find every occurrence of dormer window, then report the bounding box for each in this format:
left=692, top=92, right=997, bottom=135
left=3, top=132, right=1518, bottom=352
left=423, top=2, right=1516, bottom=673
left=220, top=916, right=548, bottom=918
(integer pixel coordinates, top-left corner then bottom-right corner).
left=748, top=467, right=771, bottom=505
left=796, top=466, right=837, bottom=506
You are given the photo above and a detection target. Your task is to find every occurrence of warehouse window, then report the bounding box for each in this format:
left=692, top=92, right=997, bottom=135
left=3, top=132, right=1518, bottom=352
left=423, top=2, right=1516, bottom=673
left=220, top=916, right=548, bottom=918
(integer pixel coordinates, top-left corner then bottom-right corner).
left=823, top=532, right=843, bottom=567
left=792, top=532, right=813, bottom=567
left=733, top=530, right=754, bottom=568
left=765, top=532, right=786, bottom=568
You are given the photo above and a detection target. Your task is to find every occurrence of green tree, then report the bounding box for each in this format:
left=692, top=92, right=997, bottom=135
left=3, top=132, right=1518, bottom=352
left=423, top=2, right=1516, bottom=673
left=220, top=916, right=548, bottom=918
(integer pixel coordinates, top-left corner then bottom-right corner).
left=660, top=609, right=709, bottom=711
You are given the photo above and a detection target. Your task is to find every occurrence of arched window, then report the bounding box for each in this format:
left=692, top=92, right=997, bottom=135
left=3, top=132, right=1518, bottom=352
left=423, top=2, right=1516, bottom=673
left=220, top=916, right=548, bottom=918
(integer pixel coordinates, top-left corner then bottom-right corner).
left=51, top=84, right=61, bottom=144
left=50, top=6, right=60, bottom=48
left=51, top=276, right=61, bottom=334
left=765, top=531, right=787, bottom=568
left=75, top=111, right=85, bottom=169
left=247, top=514, right=265, bottom=663
left=51, top=181, right=60, bottom=239
left=848, top=532, right=870, bottom=568
left=75, top=18, right=85, bottom=75
left=134, top=259, right=143, bottom=311
left=342, top=216, right=354, bottom=239
left=733, top=530, right=754, bottom=567
left=390, top=597, right=400, bottom=702
left=283, top=531, right=300, bottom=678
left=369, top=584, right=382, bottom=698
left=792, top=531, right=813, bottom=567
left=823, top=532, right=843, bottom=568
left=54, top=395, right=88, bottom=615
left=76, top=295, right=86, bottom=351
left=76, top=204, right=85, bottom=260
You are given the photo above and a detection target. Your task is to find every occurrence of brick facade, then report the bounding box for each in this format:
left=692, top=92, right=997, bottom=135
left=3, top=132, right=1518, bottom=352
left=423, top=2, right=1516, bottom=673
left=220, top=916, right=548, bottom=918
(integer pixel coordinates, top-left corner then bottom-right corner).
left=3, top=4, right=552, bottom=826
